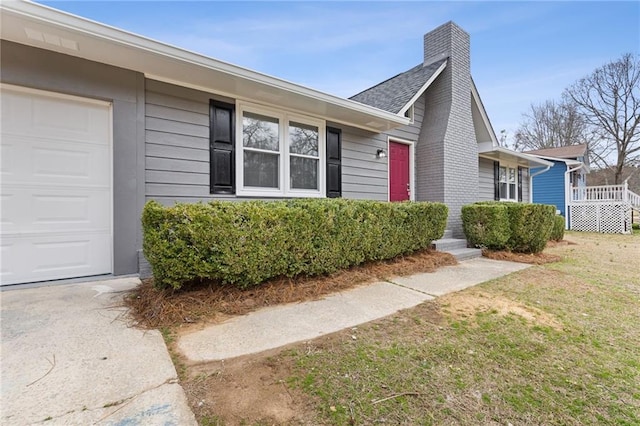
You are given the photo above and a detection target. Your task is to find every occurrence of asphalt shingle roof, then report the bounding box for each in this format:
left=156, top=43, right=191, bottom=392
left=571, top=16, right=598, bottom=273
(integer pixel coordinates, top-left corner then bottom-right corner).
left=524, top=144, right=588, bottom=159
left=349, top=58, right=447, bottom=114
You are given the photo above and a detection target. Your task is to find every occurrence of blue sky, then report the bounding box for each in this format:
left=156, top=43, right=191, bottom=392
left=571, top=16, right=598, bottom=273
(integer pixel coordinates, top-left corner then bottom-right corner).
left=42, top=1, right=639, bottom=143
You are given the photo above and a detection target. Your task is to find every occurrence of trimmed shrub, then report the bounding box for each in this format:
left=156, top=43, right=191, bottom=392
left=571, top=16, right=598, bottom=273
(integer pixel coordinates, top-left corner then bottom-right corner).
left=461, top=204, right=510, bottom=249
left=142, top=199, right=448, bottom=290
left=504, top=203, right=556, bottom=253
left=461, top=202, right=556, bottom=253
left=549, top=215, right=565, bottom=241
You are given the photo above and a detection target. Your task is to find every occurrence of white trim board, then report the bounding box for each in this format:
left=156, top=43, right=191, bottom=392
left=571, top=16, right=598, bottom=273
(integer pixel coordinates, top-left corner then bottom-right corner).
left=398, top=60, right=447, bottom=116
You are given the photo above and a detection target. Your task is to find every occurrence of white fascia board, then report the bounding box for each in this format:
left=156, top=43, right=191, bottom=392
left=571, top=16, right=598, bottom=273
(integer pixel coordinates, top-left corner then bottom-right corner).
left=398, top=60, right=447, bottom=116
left=479, top=146, right=554, bottom=168
left=471, top=79, right=499, bottom=147
left=1, top=1, right=409, bottom=131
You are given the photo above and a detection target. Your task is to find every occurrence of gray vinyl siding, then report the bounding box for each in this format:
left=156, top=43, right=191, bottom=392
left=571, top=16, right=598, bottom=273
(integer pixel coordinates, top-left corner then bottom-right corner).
left=333, top=94, right=426, bottom=201
left=478, top=157, right=495, bottom=201
left=1, top=40, right=145, bottom=276
left=144, top=79, right=237, bottom=205
left=386, top=95, right=425, bottom=142
left=146, top=79, right=393, bottom=203
left=478, top=157, right=531, bottom=202
left=333, top=122, right=389, bottom=201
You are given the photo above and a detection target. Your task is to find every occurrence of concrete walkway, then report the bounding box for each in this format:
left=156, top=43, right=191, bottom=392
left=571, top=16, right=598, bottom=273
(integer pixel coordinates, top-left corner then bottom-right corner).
left=1, top=257, right=530, bottom=425
left=178, top=258, right=530, bottom=362
left=1, top=278, right=196, bottom=426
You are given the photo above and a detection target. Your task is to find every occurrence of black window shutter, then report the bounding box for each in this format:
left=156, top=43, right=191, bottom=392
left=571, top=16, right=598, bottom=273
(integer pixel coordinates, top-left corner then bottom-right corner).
left=326, top=127, right=342, bottom=198
left=210, top=100, right=235, bottom=194
left=493, top=161, right=500, bottom=201
left=517, top=166, right=524, bottom=202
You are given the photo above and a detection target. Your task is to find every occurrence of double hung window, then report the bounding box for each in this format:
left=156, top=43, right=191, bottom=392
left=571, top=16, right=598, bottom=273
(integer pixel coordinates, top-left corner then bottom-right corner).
left=499, top=166, right=517, bottom=200
left=237, top=103, right=324, bottom=197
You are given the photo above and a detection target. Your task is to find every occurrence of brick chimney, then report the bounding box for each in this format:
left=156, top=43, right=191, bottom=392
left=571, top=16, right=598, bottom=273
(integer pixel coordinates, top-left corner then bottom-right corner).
left=415, top=21, right=479, bottom=237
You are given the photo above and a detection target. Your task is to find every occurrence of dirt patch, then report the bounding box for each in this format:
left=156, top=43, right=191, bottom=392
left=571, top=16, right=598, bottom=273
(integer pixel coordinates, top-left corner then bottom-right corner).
left=125, top=250, right=456, bottom=329
left=439, top=290, right=564, bottom=330
left=183, top=350, right=315, bottom=425
left=546, top=239, right=577, bottom=248
left=483, top=249, right=562, bottom=265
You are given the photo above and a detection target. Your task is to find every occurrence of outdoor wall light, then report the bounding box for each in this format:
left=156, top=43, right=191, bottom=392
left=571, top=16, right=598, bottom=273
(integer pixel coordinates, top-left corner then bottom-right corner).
left=376, top=149, right=387, bottom=159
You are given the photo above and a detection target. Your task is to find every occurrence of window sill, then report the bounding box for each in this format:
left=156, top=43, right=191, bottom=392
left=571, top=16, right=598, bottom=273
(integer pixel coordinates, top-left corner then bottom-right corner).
left=236, top=189, right=325, bottom=198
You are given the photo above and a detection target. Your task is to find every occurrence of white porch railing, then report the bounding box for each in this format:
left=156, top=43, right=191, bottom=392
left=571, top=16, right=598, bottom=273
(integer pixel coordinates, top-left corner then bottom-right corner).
left=568, top=181, right=639, bottom=234
left=571, top=182, right=640, bottom=209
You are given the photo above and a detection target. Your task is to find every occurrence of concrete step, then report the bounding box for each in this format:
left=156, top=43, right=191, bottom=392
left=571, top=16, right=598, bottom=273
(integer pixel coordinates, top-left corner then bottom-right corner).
left=432, top=237, right=468, bottom=251
left=447, top=247, right=483, bottom=261
left=442, top=229, right=453, bottom=239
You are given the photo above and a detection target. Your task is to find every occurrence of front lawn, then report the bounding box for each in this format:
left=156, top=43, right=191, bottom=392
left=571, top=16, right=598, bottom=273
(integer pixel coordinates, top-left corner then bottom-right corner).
left=182, top=231, right=640, bottom=425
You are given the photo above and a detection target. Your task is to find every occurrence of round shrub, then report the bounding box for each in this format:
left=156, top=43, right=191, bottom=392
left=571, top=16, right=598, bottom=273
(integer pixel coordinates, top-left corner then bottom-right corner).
left=461, top=204, right=510, bottom=249
left=504, top=203, right=556, bottom=253
left=461, top=202, right=557, bottom=253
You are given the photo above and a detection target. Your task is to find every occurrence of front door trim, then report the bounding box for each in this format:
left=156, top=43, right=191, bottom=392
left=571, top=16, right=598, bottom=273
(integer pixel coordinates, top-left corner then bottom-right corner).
left=387, top=136, right=415, bottom=202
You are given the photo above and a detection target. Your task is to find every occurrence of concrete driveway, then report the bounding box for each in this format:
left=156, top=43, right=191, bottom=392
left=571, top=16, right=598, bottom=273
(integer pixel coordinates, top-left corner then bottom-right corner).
left=0, top=277, right=196, bottom=425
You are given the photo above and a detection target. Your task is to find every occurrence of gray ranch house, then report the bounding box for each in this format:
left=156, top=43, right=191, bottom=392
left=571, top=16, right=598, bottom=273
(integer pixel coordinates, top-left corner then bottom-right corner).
left=0, top=2, right=550, bottom=286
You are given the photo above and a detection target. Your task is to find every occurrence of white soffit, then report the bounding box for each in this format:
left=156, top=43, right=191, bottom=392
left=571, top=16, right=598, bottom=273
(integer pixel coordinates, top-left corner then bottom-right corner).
left=0, top=1, right=408, bottom=133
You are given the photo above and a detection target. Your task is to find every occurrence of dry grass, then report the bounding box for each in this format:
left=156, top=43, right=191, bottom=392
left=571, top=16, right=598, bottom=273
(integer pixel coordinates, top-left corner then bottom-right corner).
left=125, top=249, right=456, bottom=329
left=480, top=240, right=577, bottom=265
left=280, top=231, right=640, bottom=425
left=179, top=231, right=640, bottom=425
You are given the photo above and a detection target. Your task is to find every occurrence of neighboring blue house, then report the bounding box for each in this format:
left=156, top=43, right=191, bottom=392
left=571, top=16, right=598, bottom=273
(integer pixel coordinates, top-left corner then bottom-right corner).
left=525, top=144, right=590, bottom=227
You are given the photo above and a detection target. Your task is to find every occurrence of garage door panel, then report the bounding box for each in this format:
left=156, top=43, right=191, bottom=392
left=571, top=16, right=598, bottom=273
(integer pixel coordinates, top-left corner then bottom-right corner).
left=2, top=90, right=110, bottom=145
left=0, top=85, right=112, bottom=285
left=0, top=193, right=18, bottom=234
left=1, top=187, right=110, bottom=234
left=0, top=234, right=111, bottom=285
left=0, top=141, right=16, bottom=178
left=1, top=134, right=110, bottom=186
left=34, top=147, right=92, bottom=179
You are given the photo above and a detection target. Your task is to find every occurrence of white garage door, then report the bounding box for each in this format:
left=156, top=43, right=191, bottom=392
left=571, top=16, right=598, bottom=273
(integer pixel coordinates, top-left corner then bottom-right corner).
left=1, top=85, right=112, bottom=286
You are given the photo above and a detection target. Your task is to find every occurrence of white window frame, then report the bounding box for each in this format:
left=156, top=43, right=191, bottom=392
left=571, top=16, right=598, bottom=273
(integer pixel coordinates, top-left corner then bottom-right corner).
left=236, top=101, right=325, bottom=197
left=498, top=163, right=518, bottom=202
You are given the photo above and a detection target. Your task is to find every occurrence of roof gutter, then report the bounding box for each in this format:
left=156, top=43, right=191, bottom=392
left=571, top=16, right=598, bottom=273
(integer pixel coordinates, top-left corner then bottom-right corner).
left=530, top=154, right=591, bottom=173
left=529, top=164, right=553, bottom=203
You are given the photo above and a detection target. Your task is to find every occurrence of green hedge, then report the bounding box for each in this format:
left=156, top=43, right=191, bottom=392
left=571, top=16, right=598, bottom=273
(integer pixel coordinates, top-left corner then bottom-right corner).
left=506, top=203, right=556, bottom=253
left=461, top=202, right=556, bottom=253
left=461, top=204, right=510, bottom=250
left=142, top=199, right=448, bottom=290
left=549, top=216, right=565, bottom=241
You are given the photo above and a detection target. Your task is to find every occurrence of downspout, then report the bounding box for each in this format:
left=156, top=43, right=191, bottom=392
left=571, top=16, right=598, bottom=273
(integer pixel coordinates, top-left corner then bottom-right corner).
left=564, top=164, right=583, bottom=229
left=529, top=165, right=552, bottom=203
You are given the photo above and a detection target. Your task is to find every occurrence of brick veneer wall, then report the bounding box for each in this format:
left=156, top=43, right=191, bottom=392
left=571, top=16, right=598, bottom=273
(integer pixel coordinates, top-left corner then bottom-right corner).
left=416, top=22, right=479, bottom=237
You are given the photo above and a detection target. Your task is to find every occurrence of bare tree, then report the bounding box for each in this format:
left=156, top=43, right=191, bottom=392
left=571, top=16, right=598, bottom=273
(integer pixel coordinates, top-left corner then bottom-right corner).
left=564, top=53, right=640, bottom=184
left=513, top=99, right=592, bottom=151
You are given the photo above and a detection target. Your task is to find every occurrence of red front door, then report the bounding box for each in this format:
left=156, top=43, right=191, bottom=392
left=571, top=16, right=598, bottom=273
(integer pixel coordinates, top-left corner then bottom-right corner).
left=389, top=141, right=410, bottom=201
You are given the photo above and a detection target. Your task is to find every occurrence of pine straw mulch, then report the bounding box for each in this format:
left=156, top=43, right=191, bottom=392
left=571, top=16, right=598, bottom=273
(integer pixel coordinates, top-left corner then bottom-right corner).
left=481, top=240, right=574, bottom=265
left=124, top=249, right=457, bottom=329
